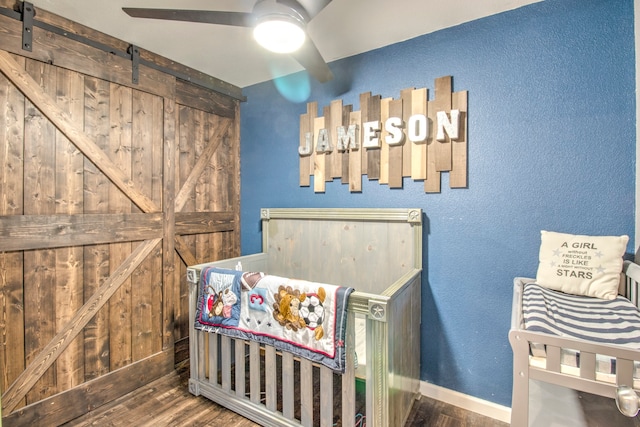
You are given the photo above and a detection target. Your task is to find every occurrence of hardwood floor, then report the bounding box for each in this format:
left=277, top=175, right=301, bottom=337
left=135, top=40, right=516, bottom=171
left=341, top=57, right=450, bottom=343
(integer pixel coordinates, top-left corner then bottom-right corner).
left=404, top=396, right=507, bottom=427
left=61, top=368, right=258, bottom=427
left=58, top=361, right=640, bottom=427
left=62, top=362, right=505, bottom=427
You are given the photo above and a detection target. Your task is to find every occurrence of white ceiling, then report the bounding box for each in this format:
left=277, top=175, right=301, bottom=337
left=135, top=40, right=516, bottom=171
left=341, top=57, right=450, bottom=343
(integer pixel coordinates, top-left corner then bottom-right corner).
left=31, top=0, right=541, bottom=88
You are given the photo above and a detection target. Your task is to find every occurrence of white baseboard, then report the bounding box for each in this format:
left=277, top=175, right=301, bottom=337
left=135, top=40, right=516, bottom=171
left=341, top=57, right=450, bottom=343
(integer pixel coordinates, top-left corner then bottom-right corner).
left=419, top=381, right=512, bottom=424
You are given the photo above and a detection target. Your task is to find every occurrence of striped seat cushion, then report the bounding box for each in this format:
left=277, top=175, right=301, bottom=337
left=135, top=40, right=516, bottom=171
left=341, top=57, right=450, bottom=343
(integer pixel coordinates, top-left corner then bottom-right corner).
left=523, top=282, right=640, bottom=349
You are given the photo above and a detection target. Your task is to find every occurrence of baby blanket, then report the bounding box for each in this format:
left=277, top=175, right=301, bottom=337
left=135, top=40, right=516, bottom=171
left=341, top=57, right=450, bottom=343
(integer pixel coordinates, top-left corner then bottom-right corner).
left=194, top=267, right=354, bottom=372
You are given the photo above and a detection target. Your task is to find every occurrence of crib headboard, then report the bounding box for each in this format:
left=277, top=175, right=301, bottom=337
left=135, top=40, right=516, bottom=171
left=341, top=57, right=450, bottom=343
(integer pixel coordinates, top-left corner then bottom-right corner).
left=259, top=208, right=422, bottom=295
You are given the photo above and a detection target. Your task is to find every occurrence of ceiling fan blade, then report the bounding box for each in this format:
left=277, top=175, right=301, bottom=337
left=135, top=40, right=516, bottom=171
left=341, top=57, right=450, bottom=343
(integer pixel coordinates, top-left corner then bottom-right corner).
left=291, top=37, right=333, bottom=83
left=122, top=8, right=253, bottom=27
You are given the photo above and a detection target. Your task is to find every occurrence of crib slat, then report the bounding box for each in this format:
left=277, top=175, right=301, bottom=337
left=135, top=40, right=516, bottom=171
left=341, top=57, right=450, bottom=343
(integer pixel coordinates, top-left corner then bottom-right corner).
left=234, top=339, right=246, bottom=398
left=196, top=330, right=205, bottom=381
left=250, top=342, right=261, bottom=404
left=265, top=346, right=277, bottom=411
left=221, top=335, right=231, bottom=391
left=209, top=333, right=219, bottom=385
left=282, top=352, right=295, bottom=419
left=342, top=312, right=356, bottom=425
left=624, top=261, right=640, bottom=307
left=546, top=345, right=561, bottom=372
left=617, top=358, right=634, bottom=387
left=300, top=358, right=313, bottom=426
left=579, top=351, right=596, bottom=380
left=630, top=277, right=640, bottom=307
left=320, top=367, right=333, bottom=426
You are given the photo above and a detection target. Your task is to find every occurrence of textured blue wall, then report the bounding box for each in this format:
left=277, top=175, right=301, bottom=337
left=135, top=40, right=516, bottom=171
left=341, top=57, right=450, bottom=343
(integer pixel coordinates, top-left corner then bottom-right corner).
left=239, top=0, right=635, bottom=407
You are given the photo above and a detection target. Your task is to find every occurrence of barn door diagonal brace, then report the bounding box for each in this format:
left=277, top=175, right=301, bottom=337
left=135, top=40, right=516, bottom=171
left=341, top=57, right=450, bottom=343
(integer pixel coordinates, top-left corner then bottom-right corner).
left=0, top=238, right=162, bottom=414
left=0, top=50, right=160, bottom=213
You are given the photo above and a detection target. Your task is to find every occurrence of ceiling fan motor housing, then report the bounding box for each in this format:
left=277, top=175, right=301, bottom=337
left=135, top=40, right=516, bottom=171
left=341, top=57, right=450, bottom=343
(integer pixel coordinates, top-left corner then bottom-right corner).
left=252, top=0, right=308, bottom=28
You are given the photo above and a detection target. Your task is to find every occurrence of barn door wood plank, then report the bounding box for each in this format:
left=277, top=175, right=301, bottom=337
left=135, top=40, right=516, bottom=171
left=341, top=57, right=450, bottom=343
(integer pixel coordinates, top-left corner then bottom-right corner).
left=176, top=106, right=197, bottom=341
left=54, top=66, right=85, bottom=391
left=0, top=251, right=24, bottom=404
left=23, top=58, right=57, bottom=403
left=230, top=102, right=241, bottom=258
left=131, top=90, right=162, bottom=362
left=173, top=212, right=235, bottom=235
left=0, top=53, right=24, bottom=216
left=221, top=120, right=237, bottom=260
left=0, top=53, right=25, bottom=407
left=108, top=82, right=133, bottom=371
left=83, top=76, right=111, bottom=381
left=162, top=97, right=176, bottom=351
left=174, top=117, right=232, bottom=212
left=150, top=94, right=164, bottom=355
left=175, top=79, right=237, bottom=118
left=0, top=50, right=159, bottom=213
left=194, top=110, right=208, bottom=262
left=0, top=213, right=164, bottom=251
left=1, top=237, right=162, bottom=414
left=172, top=104, right=184, bottom=341
left=207, top=114, right=227, bottom=261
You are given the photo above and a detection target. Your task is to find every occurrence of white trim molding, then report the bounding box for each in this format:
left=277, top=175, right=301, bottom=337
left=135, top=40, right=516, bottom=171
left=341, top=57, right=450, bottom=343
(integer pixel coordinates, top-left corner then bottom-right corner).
left=419, top=381, right=511, bottom=424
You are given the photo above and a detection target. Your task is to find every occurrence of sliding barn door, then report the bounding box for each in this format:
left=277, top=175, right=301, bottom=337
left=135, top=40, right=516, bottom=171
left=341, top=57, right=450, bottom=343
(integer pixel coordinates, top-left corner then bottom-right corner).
left=173, top=103, right=240, bottom=344
left=0, top=2, right=241, bottom=423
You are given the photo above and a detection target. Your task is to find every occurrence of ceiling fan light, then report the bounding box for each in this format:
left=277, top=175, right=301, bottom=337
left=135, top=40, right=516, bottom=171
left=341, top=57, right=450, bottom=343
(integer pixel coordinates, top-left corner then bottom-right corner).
left=253, top=17, right=306, bottom=54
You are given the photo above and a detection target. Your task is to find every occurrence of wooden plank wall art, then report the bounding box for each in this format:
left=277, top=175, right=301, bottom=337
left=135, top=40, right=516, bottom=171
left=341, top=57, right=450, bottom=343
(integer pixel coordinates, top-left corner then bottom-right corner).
left=0, top=1, right=241, bottom=425
left=299, top=76, right=468, bottom=193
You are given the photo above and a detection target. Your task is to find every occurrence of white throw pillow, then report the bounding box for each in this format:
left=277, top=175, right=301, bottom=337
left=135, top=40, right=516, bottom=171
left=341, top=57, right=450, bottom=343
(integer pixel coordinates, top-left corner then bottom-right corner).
left=535, top=230, right=629, bottom=300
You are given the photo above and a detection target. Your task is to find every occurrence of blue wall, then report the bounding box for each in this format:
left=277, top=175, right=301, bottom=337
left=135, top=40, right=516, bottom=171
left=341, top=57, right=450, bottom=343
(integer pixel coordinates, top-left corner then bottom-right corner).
left=239, top=0, right=636, bottom=407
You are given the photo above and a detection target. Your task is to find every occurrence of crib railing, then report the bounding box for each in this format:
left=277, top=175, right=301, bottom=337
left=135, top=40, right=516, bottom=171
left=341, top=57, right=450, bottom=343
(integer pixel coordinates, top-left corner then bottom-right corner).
left=186, top=258, right=421, bottom=426
left=188, top=286, right=358, bottom=426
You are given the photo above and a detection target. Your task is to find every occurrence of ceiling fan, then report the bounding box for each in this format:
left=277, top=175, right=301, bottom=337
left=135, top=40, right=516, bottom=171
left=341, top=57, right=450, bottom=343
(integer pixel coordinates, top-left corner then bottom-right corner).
left=123, top=0, right=334, bottom=83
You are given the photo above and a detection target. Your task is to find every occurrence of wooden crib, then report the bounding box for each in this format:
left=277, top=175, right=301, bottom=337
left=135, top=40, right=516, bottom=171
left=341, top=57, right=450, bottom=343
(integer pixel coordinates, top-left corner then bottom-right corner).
left=186, top=208, right=423, bottom=426
left=509, top=260, right=640, bottom=426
